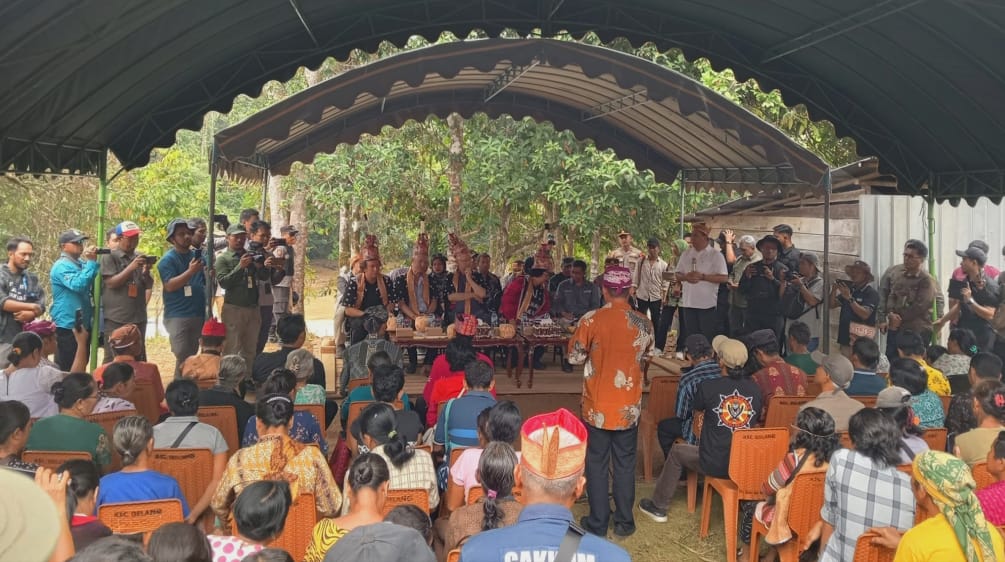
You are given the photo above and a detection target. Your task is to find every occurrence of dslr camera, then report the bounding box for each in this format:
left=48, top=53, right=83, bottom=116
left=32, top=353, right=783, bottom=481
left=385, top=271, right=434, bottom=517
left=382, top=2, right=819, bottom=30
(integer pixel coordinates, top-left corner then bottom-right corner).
left=247, top=241, right=267, bottom=264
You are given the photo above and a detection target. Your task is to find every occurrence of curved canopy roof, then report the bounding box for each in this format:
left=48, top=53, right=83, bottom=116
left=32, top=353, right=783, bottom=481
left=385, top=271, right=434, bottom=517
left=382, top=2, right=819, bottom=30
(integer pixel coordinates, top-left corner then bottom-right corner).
left=1, top=0, right=1003, bottom=202
left=214, top=38, right=828, bottom=194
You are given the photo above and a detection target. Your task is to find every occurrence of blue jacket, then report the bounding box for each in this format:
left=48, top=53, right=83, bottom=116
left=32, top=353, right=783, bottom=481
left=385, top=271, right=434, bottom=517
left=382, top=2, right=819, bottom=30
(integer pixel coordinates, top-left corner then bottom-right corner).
left=460, top=503, right=630, bottom=562
left=49, top=254, right=99, bottom=329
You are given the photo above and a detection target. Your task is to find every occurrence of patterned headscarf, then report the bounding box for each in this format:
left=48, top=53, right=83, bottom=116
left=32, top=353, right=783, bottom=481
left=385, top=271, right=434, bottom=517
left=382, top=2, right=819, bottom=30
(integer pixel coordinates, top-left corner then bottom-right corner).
left=913, top=450, right=997, bottom=562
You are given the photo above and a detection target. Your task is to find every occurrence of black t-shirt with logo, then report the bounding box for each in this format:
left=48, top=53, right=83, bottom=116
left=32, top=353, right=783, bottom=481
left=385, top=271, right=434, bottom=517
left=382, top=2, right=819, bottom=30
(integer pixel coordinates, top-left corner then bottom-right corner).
left=693, top=376, right=764, bottom=478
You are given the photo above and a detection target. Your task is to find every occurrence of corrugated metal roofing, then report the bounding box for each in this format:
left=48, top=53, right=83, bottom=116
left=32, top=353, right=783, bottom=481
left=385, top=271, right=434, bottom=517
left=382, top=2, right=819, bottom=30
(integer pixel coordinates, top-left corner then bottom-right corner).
left=1, top=0, right=1002, bottom=202
left=214, top=39, right=829, bottom=194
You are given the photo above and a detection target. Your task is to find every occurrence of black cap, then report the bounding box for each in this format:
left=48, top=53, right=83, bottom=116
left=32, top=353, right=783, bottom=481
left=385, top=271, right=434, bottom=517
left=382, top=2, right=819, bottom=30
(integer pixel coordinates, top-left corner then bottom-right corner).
left=165, top=218, right=191, bottom=241
left=280, top=224, right=299, bottom=235
left=684, top=334, right=712, bottom=358
left=58, top=229, right=88, bottom=245
left=561, top=257, right=574, bottom=266
left=744, top=329, right=778, bottom=351
left=772, top=224, right=793, bottom=235
left=647, top=237, right=660, bottom=248
left=956, top=246, right=988, bottom=266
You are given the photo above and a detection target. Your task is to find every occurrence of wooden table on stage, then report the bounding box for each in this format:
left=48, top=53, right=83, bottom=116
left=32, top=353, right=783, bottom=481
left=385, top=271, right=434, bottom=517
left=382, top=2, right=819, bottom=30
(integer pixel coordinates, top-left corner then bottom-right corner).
left=389, top=333, right=524, bottom=381
left=521, top=334, right=571, bottom=389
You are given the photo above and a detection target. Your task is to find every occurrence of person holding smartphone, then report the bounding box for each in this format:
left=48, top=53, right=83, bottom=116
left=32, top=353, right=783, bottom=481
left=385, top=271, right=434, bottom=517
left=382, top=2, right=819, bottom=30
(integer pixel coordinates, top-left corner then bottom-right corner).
left=99, top=221, right=153, bottom=362
left=158, top=219, right=206, bottom=378
left=49, top=229, right=99, bottom=370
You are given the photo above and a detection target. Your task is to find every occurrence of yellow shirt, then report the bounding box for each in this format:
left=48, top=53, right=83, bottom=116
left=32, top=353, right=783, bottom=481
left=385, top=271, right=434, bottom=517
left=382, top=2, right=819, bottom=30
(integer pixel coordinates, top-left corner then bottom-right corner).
left=304, top=520, right=349, bottom=562
left=914, top=359, right=951, bottom=397
left=894, top=513, right=1005, bottom=562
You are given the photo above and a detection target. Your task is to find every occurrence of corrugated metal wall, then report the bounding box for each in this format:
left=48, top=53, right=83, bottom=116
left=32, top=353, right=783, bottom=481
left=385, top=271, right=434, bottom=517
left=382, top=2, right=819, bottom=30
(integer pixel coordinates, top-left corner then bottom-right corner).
left=860, top=193, right=1005, bottom=311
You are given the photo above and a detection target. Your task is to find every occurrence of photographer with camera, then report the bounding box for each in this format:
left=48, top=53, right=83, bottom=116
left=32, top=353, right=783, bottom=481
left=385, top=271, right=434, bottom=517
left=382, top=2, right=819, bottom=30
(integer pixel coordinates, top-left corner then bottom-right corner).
left=158, top=219, right=206, bottom=378
left=739, top=235, right=788, bottom=348
left=49, top=229, right=100, bottom=370
left=0, top=237, right=46, bottom=368
left=99, top=221, right=154, bottom=362
left=216, top=224, right=278, bottom=377
left=269, top=224, right=298, bottom=344
left=245, top=220, right=286, bottom=354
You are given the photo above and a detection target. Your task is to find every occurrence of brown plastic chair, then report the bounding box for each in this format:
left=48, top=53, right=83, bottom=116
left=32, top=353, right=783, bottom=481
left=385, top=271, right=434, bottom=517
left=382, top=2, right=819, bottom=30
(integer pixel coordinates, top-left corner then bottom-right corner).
left=86, top=409, right=137, bottom=471
left=345, top=400, right=374, bottom=454
left=448, top=447, right=470, bottom=468
left=699, top=427, right=790, bottom=562
left=194, top=378, right=217, bottom=390
left=150, top=448, right=214, bottom=510
left=805, top=378, right=823, bottom=397
left=639, top=374, right=680, bottom=483
left=682, top=412, right=705, bottom=513
left=347, top=377, right=371, bottom=393
left=852, top=531, right=895, bottom=562
left=382, top=487, right=432, bottom=515
left=973, top=461, right=995, bottom=490
left=131, top=380, right=162, bottom=425
left=749, top=470, right=826, bottom=562
left=97, top=499, right=184, bottom=536
left=850, top=395, right=877, bottom=408
left=763, top=395, right=815, bottom=429
left=197, top=406, right=239, bottom=456
left=466, top=485, right=524, bottom=505
left=22, top=450, right=91, bottom=471
left=268, top=493, right=317, bottom=562
left=447, top=549, right=461, bottom=562
left=838, top=431, right=853, bottom=449
left=939, top=394, right=951, bottom=416
left=921, top=427, right=947, bottom=452
left=295, top=403, right=327, bottom=430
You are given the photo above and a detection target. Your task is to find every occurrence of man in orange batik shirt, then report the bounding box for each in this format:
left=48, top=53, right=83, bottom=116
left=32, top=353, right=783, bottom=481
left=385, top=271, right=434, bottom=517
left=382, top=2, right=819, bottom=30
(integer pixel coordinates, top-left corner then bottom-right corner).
left=568, top=265, right=654, bottom=540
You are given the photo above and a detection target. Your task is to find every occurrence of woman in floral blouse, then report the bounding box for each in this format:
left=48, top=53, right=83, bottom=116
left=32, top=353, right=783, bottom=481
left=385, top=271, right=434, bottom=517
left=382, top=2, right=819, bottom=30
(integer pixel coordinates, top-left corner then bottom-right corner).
left=212, top=394, right=341, bottom=530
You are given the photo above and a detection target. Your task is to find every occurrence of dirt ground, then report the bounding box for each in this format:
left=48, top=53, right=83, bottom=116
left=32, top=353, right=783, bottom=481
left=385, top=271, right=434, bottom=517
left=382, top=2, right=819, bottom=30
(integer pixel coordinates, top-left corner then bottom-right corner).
left=141, top=261, right=730, bottom=561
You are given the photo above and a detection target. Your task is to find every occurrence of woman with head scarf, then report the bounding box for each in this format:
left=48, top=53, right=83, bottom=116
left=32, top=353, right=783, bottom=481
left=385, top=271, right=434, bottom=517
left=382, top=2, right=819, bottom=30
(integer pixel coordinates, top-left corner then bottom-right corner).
left=868, top=450, right=1004, bottom=561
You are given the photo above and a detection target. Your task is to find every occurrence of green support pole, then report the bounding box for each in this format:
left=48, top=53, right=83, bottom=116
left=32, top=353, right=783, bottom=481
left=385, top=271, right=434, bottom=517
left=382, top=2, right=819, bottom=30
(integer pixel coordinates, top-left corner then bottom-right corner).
left=89, top=155, right=109, bottom=370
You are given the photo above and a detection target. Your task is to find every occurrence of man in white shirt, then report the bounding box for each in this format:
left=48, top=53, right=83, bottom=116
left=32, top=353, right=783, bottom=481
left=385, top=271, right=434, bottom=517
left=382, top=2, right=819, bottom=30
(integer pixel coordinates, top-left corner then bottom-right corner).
left=675, top=223, right=728, bottom=343
left=636, top=238, right=669, bottom=340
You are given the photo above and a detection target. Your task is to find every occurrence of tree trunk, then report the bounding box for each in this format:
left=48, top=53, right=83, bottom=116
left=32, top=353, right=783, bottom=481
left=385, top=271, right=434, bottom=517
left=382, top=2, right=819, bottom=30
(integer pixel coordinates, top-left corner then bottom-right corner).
left=591, top=230, right=602, bottom=278
left=446, top=113, right=465, bottom=235
left=493, top=203, right=511, bottom=275
left=350, top=206, right=363, bottom=255
left=548, top=201, right=562, bottom=266
left=289, top=189, right=308, bottom=314
left=338, top=203, right=351, bottom=267
left=267, top=173, right=287, bottom=228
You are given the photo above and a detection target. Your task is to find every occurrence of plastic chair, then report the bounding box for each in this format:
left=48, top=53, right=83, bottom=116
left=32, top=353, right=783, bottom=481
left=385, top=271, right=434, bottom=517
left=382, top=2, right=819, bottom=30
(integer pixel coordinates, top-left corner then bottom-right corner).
left=268, top=493, right=317, bottom=562
left=973, top=461, right=995, bottom=490
left=466, top=485, right=524, bottom=505
left=194, top=378, right=217, bottom=390
left=805, top=378, right=823, bottom=397
left=345, top=400, right=374, bottom=454
left=850, top=395, right=877, bottom=408
left=447, top=549, right=461, bottom=562
left=749, top=470, right=826, bottom=562
left=683, top=412, right=705, bottom=513
left=415, top=443, right=433, bottom=453
left=97, top=499, right=184, bottom=536
left=197, top=406, right=239, bottom=456
left=131, top=380, right=162, bottom=425
left=150, top=448, right=214, bottom=510
left=639, top=374, right=680, bottom=483
left=939, top=394, right=951, bottom=416
left=22, top=450, right=91, bottom=470
left=763, top=395, right=815, bottom=429
left=699, top=428, right=790, bottom=562
left=921, top=427, right=947, bottom=452
left=86, top=409, right=137, bottom=471
left=853, top=531, right=895, bottom=562
left=382, top=487, right=432, bottom=516
left=346, top=377, right=370, bottom=393
left=295, top=403, right=327, bottom=430
left=838, top=432, right=853, bottom=449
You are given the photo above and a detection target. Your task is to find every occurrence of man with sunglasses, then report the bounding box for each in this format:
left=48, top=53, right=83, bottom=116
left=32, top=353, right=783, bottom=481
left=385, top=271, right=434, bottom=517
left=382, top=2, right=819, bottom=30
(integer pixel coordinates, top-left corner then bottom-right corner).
left=1, top=237, right=46, bottom=368
left=877, top=239, right=944, bottom=359
left=49, top=229, right=99, bottom=370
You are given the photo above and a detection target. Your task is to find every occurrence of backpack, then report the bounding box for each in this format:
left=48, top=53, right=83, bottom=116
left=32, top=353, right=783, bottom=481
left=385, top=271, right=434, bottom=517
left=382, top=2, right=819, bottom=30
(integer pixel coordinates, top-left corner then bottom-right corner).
left=781, top=276, right=822, bottom=320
